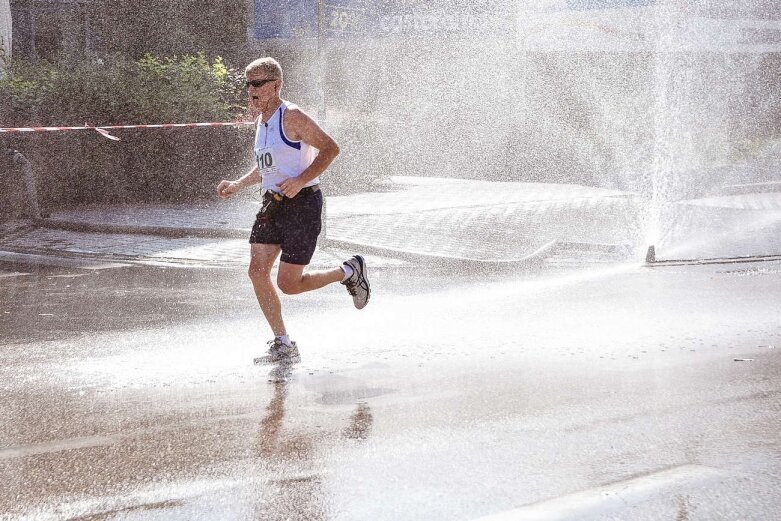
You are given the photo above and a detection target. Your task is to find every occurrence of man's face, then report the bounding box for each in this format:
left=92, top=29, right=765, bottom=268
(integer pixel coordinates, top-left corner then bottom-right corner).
left=246, top=70, right=279, bottom=114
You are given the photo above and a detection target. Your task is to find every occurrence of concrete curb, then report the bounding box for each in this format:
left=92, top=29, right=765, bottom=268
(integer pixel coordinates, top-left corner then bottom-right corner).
left=34, top=218, right=248, bottom=240
left=0, top=247, right=252, bottom=270
left=32, top=218, right=563, bottom=268
left=323, top=237, right=559, bottom=268
left=711, top=181, right=781, bottom=196
left=645, top=254, right=781, bottom=267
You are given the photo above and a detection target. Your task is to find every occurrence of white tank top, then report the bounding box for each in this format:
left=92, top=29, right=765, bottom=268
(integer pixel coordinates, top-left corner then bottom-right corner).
left=254, top=101, right=319, bottom=193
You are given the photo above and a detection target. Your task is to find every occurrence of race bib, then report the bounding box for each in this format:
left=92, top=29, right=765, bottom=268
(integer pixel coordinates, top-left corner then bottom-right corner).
left=256, top=147, right=279, bottom=177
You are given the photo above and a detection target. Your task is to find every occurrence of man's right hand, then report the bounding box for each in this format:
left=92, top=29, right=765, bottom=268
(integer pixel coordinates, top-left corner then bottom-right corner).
left=217, top=180, right=239, bottom=199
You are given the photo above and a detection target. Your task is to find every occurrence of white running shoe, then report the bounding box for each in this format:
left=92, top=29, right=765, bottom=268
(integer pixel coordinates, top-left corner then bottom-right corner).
left=342, top=255, right=370, bottom=309
left=254, top=339, right=301, bottom=365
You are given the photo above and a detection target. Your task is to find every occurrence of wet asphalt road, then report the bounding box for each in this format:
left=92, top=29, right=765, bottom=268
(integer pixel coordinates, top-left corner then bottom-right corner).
left=1, top=260, right=780, bottom=521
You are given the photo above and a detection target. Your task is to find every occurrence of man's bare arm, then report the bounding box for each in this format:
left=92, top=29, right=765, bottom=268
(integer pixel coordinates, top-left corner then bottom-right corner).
left=278, top=108, right=340, bottom=197
left=217, top=165, right=261, bottom=198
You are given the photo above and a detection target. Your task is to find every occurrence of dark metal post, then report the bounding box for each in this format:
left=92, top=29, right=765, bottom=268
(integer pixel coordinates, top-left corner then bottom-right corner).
left=317, top=0, right=326, bottom=124
left=645, top=245, right=656, bottom=264
left=317, top=0, right=328, bottom=241
left=13, top=150, right=42, bottom=219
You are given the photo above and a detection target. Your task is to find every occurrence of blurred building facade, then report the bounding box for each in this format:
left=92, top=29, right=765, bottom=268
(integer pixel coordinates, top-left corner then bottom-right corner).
left=247, top=0, right=781, bottom=194
left=6, top=0, right=781, bottom=196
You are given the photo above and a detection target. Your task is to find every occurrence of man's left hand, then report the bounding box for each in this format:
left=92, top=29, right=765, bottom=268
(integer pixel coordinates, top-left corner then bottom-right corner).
left=279, top=176, right=306, bottom=198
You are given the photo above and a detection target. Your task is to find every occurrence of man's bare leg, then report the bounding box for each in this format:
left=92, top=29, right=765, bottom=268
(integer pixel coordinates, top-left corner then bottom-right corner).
left=248, top=243, right=286, bottom=336
left=276, top=262, right=344, bottom=295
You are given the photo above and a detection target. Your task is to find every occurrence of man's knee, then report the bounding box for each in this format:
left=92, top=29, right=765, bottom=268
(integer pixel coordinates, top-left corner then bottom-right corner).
left=277, top=275, right=303, bottom=295
left=248, top=263, right=272, bottom=284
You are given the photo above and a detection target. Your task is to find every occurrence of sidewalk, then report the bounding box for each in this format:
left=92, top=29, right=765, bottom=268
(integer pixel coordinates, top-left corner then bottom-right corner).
left=1, top=176, right=779, bottom=270
left=5, top=177, right=640, bottom=269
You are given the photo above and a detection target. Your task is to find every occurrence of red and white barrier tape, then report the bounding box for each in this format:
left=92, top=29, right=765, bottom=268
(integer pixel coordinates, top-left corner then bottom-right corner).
left=0, top=122, right=255, bottom=141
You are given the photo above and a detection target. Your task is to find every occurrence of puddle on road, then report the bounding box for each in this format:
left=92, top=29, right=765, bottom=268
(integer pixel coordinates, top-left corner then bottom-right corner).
left=316, top=387, right=396, bottom=405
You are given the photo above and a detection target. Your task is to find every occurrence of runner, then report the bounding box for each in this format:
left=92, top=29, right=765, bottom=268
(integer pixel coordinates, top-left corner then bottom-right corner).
left=217, top=57, right=370, bottom=365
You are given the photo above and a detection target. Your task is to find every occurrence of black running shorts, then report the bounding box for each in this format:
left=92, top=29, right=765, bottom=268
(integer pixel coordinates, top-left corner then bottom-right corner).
left=249, top=190, right=323, bottom=265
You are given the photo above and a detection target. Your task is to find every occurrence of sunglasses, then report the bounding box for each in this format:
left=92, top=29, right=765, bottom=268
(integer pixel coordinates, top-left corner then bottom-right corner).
left=245, top=78, right=277, bottom=88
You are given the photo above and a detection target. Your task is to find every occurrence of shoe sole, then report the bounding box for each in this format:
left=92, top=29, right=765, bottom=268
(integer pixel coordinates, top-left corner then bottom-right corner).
left=253, top=354, right=301, bottom=366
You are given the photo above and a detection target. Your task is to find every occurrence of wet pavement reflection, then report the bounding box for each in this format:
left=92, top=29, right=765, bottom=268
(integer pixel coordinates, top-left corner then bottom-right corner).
left=253, top=363, right=374, bottom=520
left=1, top=262, right=780, bottom=520
left=255, top=364, right=326, bottom=521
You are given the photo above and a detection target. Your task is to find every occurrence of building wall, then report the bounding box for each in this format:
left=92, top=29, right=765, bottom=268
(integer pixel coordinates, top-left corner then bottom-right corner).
left=10, top=0, right=249, bottom=62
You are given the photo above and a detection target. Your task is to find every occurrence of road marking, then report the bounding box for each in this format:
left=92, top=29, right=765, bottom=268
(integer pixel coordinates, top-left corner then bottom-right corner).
left=0, top=270, right=30, bottom=278
left=18, top=477, right=242, bottom=521
left=0, top=435, right=117, bottom=459
left=473, top=464, right=725, bottom=521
